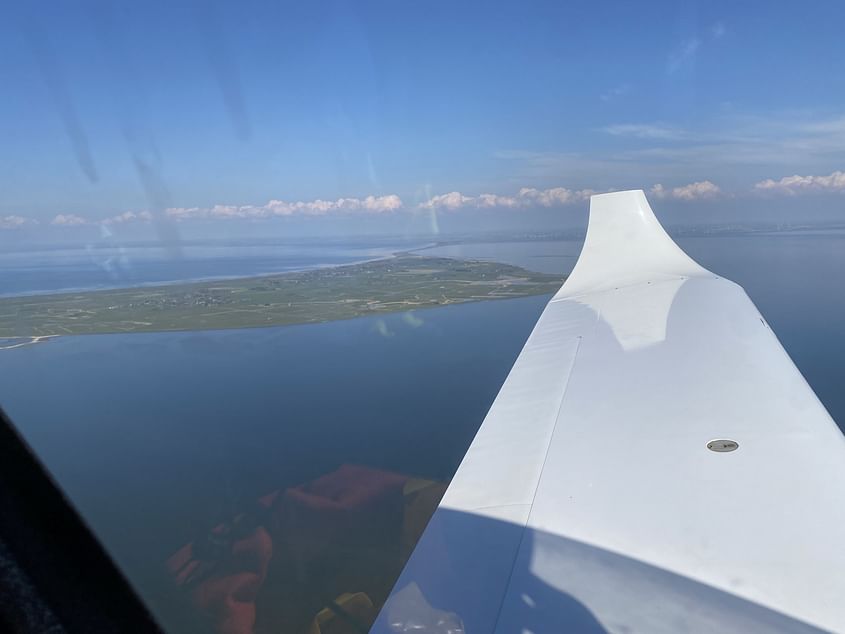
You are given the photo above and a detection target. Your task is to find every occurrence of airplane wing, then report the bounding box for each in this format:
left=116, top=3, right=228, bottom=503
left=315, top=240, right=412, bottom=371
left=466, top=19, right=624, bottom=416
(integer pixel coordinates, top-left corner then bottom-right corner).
left=373, top=190, right=845, bottom=633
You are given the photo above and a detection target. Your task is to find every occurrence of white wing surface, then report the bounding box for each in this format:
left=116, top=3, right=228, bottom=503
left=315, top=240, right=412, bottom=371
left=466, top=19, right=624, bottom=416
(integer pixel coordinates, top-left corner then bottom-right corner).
left=373, top=190, right=845, bottom=634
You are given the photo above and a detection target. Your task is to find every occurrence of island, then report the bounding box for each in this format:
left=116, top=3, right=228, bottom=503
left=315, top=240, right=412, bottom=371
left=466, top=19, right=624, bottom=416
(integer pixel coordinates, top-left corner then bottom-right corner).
left=0, top=255, right=564, bottom=341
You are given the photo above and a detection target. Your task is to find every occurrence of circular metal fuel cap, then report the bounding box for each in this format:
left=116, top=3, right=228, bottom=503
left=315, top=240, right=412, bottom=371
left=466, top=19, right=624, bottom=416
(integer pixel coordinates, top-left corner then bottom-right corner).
left=707, top=439, right=739, bottom=453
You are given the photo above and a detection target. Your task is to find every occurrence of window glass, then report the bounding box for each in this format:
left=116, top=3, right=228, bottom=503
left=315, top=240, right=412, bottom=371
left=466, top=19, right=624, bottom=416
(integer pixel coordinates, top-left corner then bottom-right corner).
left=1, top=2, right=844, bottom=632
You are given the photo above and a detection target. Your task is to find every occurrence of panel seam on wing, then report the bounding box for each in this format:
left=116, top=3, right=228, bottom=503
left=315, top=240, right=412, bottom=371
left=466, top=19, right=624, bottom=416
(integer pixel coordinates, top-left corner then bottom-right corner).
left=486, top=330, right=589, bottom=633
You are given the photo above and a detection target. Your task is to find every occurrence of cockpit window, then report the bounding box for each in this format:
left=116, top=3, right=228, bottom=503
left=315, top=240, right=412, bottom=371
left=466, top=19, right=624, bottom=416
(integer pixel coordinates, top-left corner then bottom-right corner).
left=1, top=2, right=844, bottom=633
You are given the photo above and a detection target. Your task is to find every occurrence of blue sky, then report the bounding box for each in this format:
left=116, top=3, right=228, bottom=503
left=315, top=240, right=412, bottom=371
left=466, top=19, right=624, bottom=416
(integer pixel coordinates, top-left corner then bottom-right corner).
left=2, top=0, right=845, bottom=240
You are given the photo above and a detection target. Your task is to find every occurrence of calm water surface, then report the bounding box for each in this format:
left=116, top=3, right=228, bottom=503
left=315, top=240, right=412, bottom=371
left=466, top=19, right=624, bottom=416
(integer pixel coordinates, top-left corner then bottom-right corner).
left=0, top=293, right=548, bottom=631
left=0, top=240, right=420, bottom=297
left=0, top=231, right=843, bottom=631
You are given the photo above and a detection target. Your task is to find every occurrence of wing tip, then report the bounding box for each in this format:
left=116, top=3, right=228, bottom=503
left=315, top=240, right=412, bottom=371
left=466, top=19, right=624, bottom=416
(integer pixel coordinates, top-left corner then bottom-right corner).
left=557, top=189, right=708, bottom=298
left=589, top=188, right=646, bottom=201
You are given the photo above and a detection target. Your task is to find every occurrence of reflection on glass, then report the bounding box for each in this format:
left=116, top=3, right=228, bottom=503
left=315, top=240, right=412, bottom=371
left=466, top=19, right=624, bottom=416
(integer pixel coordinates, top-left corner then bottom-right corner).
left=0, top=292, right=550, bottom=633
left=164, top=465, right=446, bottom=633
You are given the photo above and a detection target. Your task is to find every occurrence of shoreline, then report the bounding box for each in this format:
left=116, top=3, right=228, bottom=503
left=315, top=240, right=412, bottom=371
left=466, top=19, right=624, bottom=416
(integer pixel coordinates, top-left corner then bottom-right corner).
left=0, top=292, right=558, bottom=350
left=0, top=335, right=60, bottom=350
left=0, top=254, right=564, bottom=343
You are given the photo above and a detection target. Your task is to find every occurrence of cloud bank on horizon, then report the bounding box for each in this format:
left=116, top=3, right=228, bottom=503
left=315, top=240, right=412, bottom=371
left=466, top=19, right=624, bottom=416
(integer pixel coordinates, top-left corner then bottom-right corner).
left=754, top=171, right=845, bottom=195
left=4, top=2, right=845, bottom=235
left=3, top=171, right=845, bottom=230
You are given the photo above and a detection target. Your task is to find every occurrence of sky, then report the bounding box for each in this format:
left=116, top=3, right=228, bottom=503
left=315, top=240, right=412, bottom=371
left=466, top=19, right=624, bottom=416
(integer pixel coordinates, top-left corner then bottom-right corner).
left=2, top=0, right=845, bottom=242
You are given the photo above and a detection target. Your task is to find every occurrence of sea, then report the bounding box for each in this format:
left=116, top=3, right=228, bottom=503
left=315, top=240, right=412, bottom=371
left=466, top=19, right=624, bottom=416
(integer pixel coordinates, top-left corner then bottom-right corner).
left=0, top=238, right=418, bottom=297
left=1, top=230, right=843, bottom=631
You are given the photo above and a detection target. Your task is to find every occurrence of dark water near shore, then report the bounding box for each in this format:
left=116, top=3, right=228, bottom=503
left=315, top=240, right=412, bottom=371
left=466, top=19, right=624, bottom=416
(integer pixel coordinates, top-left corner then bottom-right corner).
left=0, top=231, right=843, bottom=630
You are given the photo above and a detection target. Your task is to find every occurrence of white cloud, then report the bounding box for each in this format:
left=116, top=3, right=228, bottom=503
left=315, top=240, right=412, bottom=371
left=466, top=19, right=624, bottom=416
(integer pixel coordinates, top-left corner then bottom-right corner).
left=650, top=180, right=721, bottom=200
left=165, top=194, right=404, bottom=221
left=420, top=187, right=594, bottom=211
left=0, top=215, right=38, bottom=229
left=712, top=22, right=726, bottom=39
left=673, top=181, right=721, bottom=200
left=102, top=210, right=153, bottom=225
left=164, top=206, right=205, bottom=221
left=51, top=214, right=88, bottom=226
left=602, top=123, right=688, bottom=141
left=476, top=193, right=521, bottom=208
left=753, top=170, right=845, bottom=195
left=519, top=187, right=595, bottom=206
left=364, top=194, right=403, bottom=213
left=32, top=195, right=405, bottom=229
left=419, top=192, right=475, bottom=211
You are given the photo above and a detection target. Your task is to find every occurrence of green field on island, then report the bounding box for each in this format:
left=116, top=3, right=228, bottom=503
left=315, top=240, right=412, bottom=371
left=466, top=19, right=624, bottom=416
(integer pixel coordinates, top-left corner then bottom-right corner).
left=0, top=255, right=564, bottom=340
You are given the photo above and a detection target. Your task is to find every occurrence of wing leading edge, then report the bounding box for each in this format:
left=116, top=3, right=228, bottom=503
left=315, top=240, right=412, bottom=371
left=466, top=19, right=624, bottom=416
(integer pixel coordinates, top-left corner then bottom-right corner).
left=373, top=190, right=845, bottom=634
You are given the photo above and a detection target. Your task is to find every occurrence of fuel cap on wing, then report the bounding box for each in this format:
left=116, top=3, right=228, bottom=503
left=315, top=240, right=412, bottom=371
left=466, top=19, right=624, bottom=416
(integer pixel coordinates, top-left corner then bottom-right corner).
left=707, top=439, right=739, bottom=452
